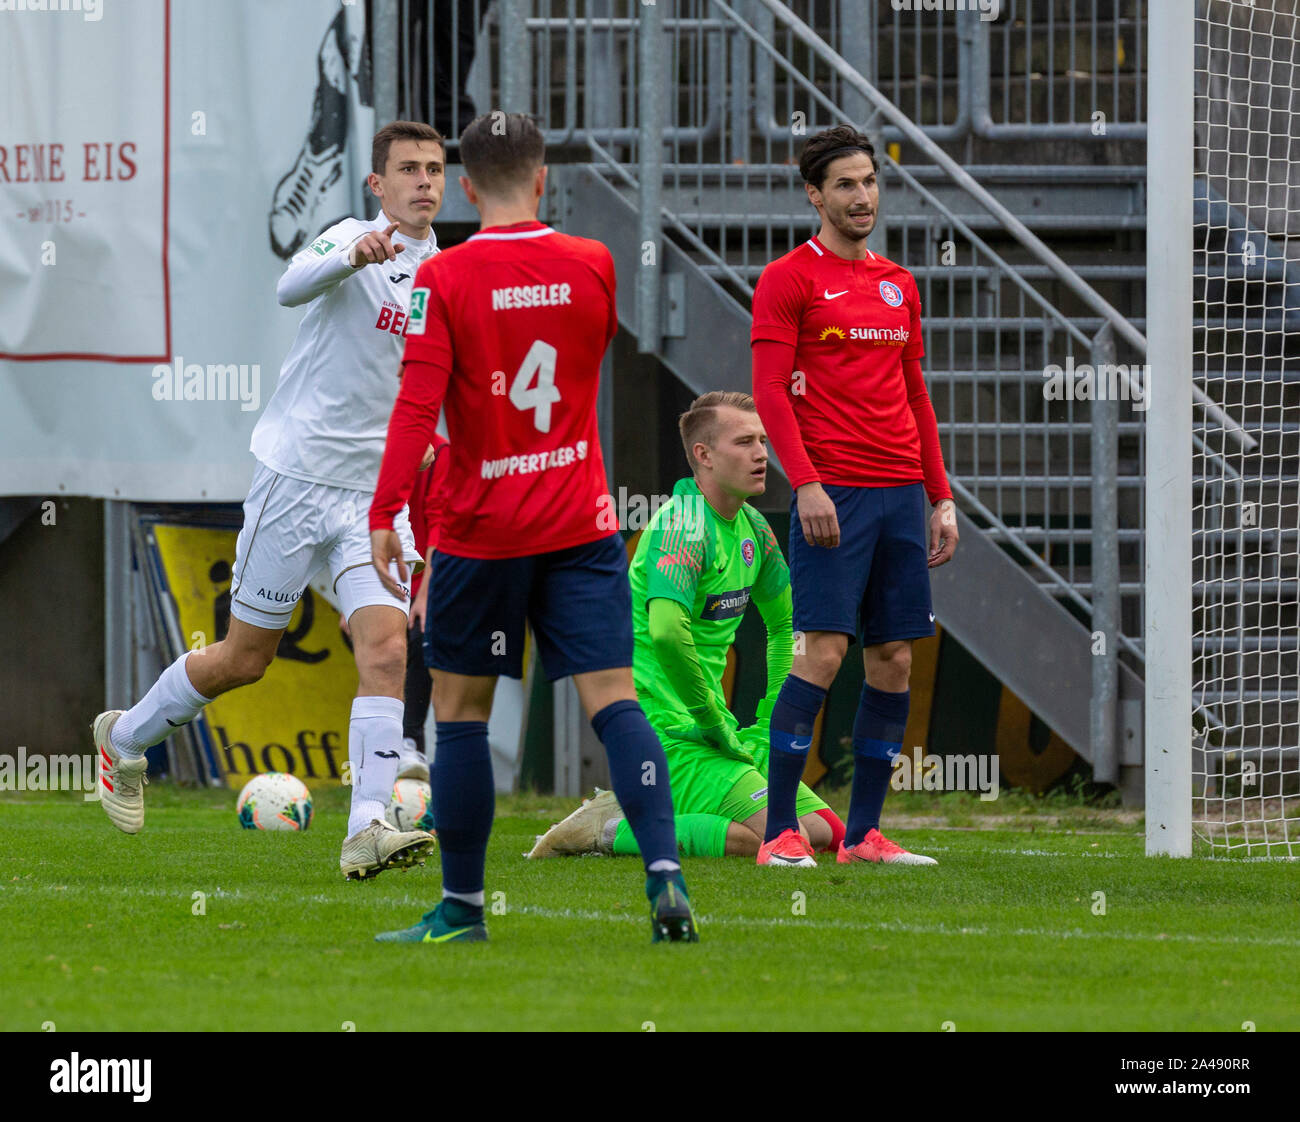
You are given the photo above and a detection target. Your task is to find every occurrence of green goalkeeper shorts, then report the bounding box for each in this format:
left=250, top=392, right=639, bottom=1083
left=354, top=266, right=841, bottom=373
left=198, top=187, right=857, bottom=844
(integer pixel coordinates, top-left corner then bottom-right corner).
left=716, top=767, right=827, bottom=825
left=656, top=731, right=828, bottom=823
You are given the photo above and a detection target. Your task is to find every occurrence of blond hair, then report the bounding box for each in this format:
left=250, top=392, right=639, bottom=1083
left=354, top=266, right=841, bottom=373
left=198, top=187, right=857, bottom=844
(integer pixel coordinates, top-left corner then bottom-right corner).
left=678, top=391, right=757, bottom=470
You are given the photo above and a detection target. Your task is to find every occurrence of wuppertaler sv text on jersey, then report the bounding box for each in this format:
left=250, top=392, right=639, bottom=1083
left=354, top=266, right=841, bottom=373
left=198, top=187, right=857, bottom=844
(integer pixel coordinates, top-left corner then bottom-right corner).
left=370, top=220, right=620, bottom=559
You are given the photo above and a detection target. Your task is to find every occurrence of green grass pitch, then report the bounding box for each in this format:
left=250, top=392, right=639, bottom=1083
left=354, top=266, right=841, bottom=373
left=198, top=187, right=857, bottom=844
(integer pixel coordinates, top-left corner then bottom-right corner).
left=2, top=786, right=1297, bottom=1032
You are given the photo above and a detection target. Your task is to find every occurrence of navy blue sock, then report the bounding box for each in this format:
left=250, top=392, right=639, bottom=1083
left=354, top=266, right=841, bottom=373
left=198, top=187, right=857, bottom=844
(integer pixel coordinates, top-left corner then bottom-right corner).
left=592, top=700, right=679, bottom=880
left=844, top=684, right=908, bottom=846
left=766, top=675, right=827, bottom=842
left=429, top=721, right=494, bottom=899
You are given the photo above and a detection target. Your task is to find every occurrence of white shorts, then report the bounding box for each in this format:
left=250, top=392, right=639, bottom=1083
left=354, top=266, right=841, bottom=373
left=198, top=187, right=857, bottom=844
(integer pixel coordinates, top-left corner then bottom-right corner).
left=229, top=462, right=422, bottom=631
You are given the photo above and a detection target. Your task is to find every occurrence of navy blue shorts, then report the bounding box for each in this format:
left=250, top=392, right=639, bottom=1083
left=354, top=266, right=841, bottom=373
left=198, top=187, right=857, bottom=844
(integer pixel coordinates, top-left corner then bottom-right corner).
left=424, top=532, right=633, bottom=681
left=789, top=482, right=934, bottom=647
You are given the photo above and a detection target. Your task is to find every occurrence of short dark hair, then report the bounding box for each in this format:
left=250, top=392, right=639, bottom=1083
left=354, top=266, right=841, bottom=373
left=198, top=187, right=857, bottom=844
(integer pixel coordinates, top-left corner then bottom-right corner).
left=679, top=391, right=758, bottom=470
left=372, top=121, right=445, bottom=175
left=798, top=125, right=878, bottom=190
left=458, top=112, right=546, bottom=196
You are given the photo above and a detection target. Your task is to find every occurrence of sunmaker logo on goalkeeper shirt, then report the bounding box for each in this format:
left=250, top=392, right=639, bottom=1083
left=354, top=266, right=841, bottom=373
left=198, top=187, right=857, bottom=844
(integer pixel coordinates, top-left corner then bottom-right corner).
left=701, top=588, right=751, bottom=620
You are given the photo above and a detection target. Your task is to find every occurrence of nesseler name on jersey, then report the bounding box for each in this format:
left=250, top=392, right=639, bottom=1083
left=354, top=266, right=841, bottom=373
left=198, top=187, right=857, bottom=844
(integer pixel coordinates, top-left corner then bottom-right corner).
left=491, top=282, right=574, bottom=311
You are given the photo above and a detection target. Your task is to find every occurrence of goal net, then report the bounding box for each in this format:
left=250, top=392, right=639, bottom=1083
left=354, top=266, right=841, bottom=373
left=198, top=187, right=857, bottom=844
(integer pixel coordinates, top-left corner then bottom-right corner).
left=1191, top=0, right=1300, bottom=855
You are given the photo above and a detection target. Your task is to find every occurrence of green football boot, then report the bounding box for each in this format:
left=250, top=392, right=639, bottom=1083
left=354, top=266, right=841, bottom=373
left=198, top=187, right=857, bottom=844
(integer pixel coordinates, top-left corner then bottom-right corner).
left=648, top=872, right=699, bottom=944
left=374, top=901, right=488, bottom=944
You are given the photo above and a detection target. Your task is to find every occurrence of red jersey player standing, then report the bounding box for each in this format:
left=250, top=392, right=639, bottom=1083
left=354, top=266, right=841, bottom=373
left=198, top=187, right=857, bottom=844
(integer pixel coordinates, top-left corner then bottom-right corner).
left=751, top=126, right=959, bottom=868
left=368, top=113, right=696, bottom=944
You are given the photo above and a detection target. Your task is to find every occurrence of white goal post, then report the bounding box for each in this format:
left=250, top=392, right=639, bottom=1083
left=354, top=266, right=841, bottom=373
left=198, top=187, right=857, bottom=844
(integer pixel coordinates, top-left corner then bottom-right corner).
left=1148, top=0, right=1300, bottom=857
left=1146, top=0, right=1195, bottom=857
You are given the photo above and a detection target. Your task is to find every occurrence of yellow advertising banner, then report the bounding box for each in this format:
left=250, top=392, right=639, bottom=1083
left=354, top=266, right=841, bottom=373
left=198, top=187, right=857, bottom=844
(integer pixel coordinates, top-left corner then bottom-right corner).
left=150, top=524, right=357, bottom=788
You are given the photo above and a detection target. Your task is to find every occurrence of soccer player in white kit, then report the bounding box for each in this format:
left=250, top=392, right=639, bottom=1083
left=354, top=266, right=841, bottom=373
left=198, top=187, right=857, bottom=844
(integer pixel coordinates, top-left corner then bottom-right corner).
left=92, top=122, right=446, bottom=880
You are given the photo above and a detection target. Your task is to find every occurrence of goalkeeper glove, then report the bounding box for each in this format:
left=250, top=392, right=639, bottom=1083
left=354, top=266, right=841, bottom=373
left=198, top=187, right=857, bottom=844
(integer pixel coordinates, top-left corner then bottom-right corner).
left=666, top=718, right=754, bottom=764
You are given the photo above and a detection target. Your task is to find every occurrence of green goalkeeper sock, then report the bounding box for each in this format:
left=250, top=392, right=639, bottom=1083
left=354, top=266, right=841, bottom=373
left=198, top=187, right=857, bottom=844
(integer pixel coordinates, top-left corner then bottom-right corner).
left=612, top=813, right=730, bottom=858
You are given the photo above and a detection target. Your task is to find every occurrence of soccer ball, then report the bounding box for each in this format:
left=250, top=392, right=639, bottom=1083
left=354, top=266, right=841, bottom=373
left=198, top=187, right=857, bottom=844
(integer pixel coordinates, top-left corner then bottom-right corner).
left=386, top=778, right=433, bottom=832
left=236, top=772, right=313, bottom=831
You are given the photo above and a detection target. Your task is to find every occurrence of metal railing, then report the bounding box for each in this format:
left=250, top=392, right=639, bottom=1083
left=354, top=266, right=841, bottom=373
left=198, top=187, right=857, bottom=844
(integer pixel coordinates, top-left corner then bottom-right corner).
left=385, top=0, right=1148, bottom=146
left=374, top=0, right=1261, bottom=777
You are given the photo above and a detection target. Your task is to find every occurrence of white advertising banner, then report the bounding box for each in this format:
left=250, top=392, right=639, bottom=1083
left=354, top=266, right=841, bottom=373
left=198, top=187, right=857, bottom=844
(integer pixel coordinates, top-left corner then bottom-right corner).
left=0, top=0, right=374, bottom=499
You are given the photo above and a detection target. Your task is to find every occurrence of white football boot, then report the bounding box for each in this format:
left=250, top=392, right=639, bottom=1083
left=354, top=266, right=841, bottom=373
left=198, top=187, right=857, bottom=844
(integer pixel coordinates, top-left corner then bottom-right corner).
left=340, top=818, right=435, bottom=880
left=527, top=788, right=624, bottom=858
left=92, top=711, right=149, bottom=835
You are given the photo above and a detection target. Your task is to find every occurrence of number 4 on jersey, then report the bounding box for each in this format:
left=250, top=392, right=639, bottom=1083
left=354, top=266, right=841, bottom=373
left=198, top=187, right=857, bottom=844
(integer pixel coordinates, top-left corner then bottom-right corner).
left=508, top=339, right=561, bottom=433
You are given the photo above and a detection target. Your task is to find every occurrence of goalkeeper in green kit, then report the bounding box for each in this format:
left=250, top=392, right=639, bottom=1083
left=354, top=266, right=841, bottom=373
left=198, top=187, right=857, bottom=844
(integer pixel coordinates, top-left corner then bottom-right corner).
left=528, top=392, right=846, bottom=860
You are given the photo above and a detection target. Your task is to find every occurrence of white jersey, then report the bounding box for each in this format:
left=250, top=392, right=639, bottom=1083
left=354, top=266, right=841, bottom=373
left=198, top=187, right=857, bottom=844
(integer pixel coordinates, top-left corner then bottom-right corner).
left=251, top=210, right=439, bottom=491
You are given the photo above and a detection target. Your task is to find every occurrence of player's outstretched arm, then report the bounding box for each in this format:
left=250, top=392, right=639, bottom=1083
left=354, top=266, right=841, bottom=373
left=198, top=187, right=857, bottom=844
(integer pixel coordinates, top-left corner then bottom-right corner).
left=349, top=221, right=405, bottom=267
left=276, top=221, right=373, bottom=308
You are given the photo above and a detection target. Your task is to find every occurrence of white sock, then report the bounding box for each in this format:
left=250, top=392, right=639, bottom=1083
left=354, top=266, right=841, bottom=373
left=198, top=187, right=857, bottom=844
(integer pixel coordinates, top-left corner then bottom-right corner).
left=600, top=816, right=624, bottom=849
left=111, top=653, right=213, bottom=758
left=347, top=695, right=404, bottom=836
left=647, top=859, right=681, bottom=875
left=443, top=889, right=485, bottom=907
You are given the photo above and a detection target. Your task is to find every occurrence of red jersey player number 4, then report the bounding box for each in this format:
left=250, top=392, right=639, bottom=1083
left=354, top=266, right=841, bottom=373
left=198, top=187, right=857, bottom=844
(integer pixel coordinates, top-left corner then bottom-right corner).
left=369, top=218, right=619, bottom=568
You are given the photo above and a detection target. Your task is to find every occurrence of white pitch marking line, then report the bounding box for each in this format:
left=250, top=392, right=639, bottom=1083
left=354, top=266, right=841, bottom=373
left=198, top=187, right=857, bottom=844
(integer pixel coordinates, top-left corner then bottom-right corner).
left=509, top=904, right=1300, bottom=949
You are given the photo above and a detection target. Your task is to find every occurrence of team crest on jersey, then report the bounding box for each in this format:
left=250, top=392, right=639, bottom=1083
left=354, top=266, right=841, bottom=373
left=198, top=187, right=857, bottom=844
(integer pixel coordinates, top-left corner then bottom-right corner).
left=879, top=280, right=904, bottom=307
left=309, top=236, right=337, bottom=257
left=407, top=288, right=429, bottom=335
left=741, top=538, right=755, bottom=566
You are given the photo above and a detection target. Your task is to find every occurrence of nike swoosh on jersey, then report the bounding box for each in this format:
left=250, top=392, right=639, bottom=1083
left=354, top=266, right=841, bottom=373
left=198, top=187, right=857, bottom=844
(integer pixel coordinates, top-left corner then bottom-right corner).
left=823, top=289, right=848, bottom=300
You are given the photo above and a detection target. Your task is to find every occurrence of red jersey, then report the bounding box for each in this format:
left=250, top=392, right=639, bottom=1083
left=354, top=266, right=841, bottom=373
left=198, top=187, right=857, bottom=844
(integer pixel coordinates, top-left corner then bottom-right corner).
left=370, top=220, right=618, bottom=558
left=408, top=434, right=450, bottom=596
left=750, top=236, right=950, bottom=502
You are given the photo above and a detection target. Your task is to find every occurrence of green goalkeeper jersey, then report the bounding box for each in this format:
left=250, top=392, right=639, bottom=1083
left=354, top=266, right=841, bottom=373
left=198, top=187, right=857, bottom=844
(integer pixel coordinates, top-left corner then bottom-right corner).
left=629, top=477, right=789, bottom=731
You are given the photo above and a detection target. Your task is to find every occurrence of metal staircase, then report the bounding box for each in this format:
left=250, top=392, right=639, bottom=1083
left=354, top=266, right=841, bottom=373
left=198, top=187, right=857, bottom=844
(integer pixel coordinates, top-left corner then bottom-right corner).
left=541, top=0, right=1171, bottom=799
left=378, top=0, right=1276, bottom=800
